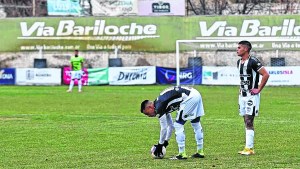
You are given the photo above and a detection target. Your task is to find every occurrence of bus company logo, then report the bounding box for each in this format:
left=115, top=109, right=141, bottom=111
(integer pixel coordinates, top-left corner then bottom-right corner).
left=152, top=2, right=170, bottom=13
left=0, top=70, right=14, bottom=79
left=18, top=20, right=159, bottom=41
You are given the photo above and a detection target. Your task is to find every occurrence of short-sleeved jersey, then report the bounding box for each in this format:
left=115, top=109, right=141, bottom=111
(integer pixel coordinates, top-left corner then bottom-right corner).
left=154, top=86, right=192, bottom=117
left=70, top=56, right=84, bottom=71
left=237, top=56, right=263, bottom=97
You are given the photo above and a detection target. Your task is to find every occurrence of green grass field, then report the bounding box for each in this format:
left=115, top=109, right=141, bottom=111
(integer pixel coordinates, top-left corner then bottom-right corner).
left=0, top=85, right=299, bottom=169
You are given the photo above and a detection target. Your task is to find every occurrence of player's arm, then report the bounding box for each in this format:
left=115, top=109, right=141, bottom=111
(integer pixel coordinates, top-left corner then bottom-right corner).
left=158, top=114, right=168, bottom=145
left=70, top=61, right=74, bottom=71
left=153, top=114, right=169, bottom=156
left=164, top=113, right=174, bottom=145
left=251, top=67, right=269, bottom=94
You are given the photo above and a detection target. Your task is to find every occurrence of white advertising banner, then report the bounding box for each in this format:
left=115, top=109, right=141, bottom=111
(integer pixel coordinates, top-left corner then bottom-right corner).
left=109, top=66, right=156, bottom=85
left=91, top=0, right=138, bottom=16
left=202, top=66, right=240, bottom=85
left=16, top=68, right=61, bottom=85
left=266, top=66, right=300, bottom=86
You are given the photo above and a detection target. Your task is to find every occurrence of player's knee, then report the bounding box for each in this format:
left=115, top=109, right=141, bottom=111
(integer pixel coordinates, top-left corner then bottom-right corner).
left=245, top=119, right=254, bottom=129
left=191, top=122, right=202, bottom=133
left=174, top=122, right=184, bottom=135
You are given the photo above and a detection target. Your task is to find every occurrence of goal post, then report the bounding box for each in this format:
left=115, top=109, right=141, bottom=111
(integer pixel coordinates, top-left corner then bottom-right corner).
left=175, top=39, right=246, bottom=86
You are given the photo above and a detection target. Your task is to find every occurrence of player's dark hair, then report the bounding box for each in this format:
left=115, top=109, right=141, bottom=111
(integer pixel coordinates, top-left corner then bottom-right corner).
left=75, top=50, right=79, bottom=52
left=238, top=40, right=252, bottom=52
left=140, top=100, right=150, bottom=113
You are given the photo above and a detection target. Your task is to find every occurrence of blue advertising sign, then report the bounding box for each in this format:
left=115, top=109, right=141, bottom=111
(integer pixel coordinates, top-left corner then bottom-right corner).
left=0, top=68, right=16, bottom=85
left=47, top=0, right=82, bottom=16
left=156, top=67, right=202, bottom=85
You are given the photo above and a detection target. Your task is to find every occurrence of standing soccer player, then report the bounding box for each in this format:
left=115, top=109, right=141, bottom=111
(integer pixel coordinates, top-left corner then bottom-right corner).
left=236, top=41, right=269, bottom=155
left=140, top=86, right=205, bottom=160
left=67, top=50, right=84, bottom=93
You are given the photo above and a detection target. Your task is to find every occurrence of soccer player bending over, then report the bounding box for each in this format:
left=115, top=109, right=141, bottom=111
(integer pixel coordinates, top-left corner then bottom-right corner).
left=67, top=50, right=84, bottom=93
left=236, top=41, right=269, bottom=155
left=140, top=86, right=205, bottom=160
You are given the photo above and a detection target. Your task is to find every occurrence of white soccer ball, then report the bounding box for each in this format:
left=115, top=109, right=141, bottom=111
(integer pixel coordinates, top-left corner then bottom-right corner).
left=150, top=145, right=166, bottom=159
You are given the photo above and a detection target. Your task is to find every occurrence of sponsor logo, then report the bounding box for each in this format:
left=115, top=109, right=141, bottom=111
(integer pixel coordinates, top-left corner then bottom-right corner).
left=19, top=20, right=159, bottom=41
left=199, top=19, right=300, bottom=37
left=117, top=69, right=147, bottom=81
left=268, top=70, right=293, bottom=74
left=240, top=74, right=251, bottom=77
left=152, top=2, right=170, bottom=13
left=164, top=71, right=193, bottom=81
left=165, top=70, right=175, bottom=82
left=247, top=100, right=253, bottom=106
left=26, top=70, right=34, bottom=80
left=241, top=80, right=250, bottom=85
left=0, top=70, right=13, bottom=79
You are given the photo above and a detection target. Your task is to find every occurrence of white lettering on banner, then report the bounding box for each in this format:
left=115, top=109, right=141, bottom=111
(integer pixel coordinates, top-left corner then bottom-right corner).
left=0, top=70, right=13, bottom=79
left=19, top=20, right=158, bottom=41
left=199, top=19, right=300, bottom=37
left=199, top=21, right=238, bottom=36
left=179, top=72, right=193, bottom=79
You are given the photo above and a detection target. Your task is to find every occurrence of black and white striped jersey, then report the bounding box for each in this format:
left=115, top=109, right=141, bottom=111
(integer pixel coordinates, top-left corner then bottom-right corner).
left=154, top=86, right=191, bottom=117
left=237, top=56, right=263, bottom=97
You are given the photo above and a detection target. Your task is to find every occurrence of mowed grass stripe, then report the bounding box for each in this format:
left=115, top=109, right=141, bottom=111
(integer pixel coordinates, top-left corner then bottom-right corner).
left=0, top=86, right=299, bottom=169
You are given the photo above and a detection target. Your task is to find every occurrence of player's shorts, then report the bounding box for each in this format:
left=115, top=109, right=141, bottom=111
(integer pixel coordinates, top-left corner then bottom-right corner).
left=238, top=94, right=260, bottom=116
left=176, top=88, right=205, bottom=123
left=71, top=70, right=83, bottom=80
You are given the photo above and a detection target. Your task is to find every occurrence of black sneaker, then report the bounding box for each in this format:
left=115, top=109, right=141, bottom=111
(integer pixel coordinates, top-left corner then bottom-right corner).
left=170, top=153, right=188, bottom=160
left=191, top=153, right=204, bottom=158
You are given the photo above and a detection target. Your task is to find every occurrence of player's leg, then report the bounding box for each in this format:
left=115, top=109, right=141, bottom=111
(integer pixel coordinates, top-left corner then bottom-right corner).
left=165, top=113, right=174, bottom=142
left=67, top=71, right=75, bottom=92
left=78, top=78, right=82, bottom=92
left=170, top=111, right=187, bottom=160
left=190, top=116, right=204, bottom=158
left=77, top=71, right=83, bottom=92
left=239, top=95, right=260, bottom=155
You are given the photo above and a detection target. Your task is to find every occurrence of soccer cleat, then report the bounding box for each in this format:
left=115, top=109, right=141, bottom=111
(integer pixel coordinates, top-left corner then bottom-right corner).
left=238, top=148, right=255, bottom=155
left=170, top=152, right=187, bottom=160
left=191, top=149, right=204, bottom=158
left=78, top=90, right=82, bottom=93
left=66, top=90, right=72, bottom=93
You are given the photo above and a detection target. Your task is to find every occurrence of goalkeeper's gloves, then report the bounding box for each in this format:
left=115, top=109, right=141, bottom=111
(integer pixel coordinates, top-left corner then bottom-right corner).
left=153, top=144, right=163, bottom=157
left=163, top=140, right=169, bottom=148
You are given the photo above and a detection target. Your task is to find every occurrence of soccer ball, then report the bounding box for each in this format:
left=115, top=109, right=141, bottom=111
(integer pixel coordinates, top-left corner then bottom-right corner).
left=150, top=145, right=166, bottom=159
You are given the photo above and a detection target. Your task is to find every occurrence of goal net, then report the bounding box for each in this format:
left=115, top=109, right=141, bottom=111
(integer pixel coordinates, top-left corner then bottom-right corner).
left=174, top=39, right=297, bottom=86
left=175, top=39, right=238, bottom=86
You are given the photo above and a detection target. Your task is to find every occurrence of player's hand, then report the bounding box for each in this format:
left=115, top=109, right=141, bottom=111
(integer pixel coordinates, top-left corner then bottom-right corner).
left=250, top=88, right=260, bottom=95
left=154, top=144, right=163, bottom=156
left=163, top=140, right=169, bottom=148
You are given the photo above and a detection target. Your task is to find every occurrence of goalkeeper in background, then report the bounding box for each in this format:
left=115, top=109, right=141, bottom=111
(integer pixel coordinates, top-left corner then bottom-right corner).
left=67, top=50, right=84, bottom=93
left=140, top=86, right=205, bottom=160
